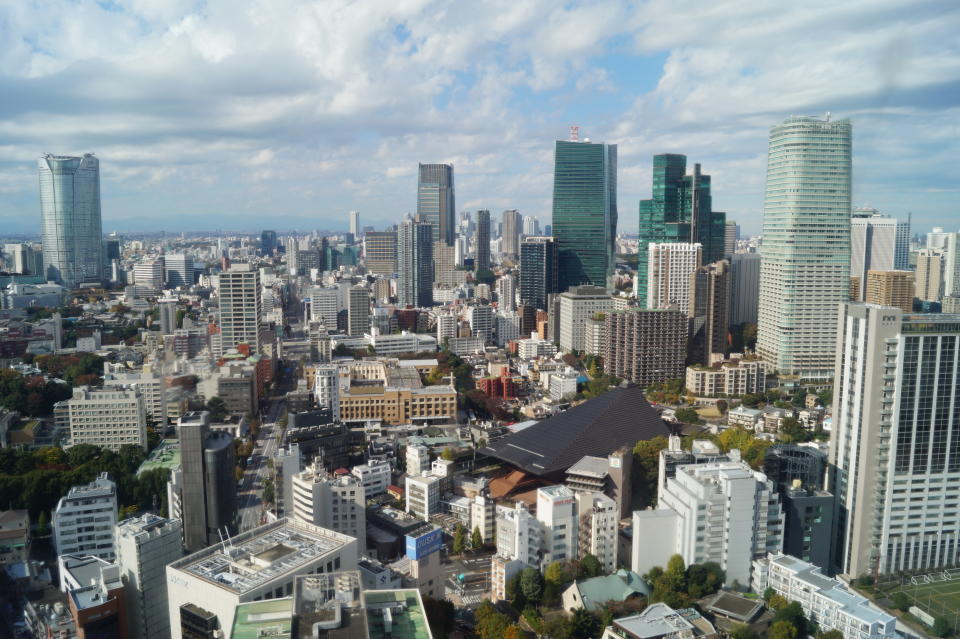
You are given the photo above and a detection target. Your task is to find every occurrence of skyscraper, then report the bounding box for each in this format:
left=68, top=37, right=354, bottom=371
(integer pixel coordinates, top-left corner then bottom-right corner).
left=501, top=209, right=522, bottom=259
left=688, top=260, right=731, bottom=366
left=398, top=217, right=433, bottom=307
left=915, top=249, right=943, bottom=302
left=347, top=285, right=370, bottom=336
left=475, top=209, right=491, bottom=273
left=349, top=211, right=360, bottom=237
left=417, top=163, right=455, bottom=246
left=519, top=236, right=558, bottom=310
left=646, top=242, right=702, bottom=314
left=831, top=304, right=960, bottom=576
left=552, top=139, right=617, bottom=291
left=635, top=155, right=726, bottom=302
left=39, top=153, right=104, bottom=287
left=218, top=263, right=263, bottom=355
left=849, top=210, right=910, bottom=299
left=363, top=230, right=398, bottom=275
left=757, top=115, right=852, bottom=379
left=260, top=230, right=277, bottom=255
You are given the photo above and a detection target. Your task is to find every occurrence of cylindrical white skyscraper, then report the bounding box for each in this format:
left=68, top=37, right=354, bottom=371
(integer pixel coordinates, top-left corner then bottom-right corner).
left=757, top=115, right=852, bottom=379
left=39, top=153, right=104, bottom=287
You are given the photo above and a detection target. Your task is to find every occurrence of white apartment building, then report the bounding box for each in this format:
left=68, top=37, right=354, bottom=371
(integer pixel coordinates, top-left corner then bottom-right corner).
left=219, top=263, right=263, bottom=355
left=352, top=459, right=392, bottom=497
left=496, top=311, right=520, bottom=347
left=313, top=364, right=340, bottom=422
left=537, top=485, right=578, bottom=566
left=405, top=474, right=443, bottom=521
left=517, top=336, right=557, bottom=359
left=467, top=305, right=495, bottom=343
left=547, top=367, right=579, bottom=401
left=575, top=492, right=618, bottom=574
left=559, top=286, right=614, bottom=353
left=497, top=273, right=517, bottom=311
left=53, top=473, right=118, bottom=560
left=133, top=258, right=164, bottom=294
left=115, top=515, right=183, bottom=639
left=495, top=502, right=541, bottom=566
left=165, top=517, right=358, bottom=639
left=292, top=461, right=366, bottom=544
left=164, top=253, right=194, bottom=289
left=310, top=286, right=340, bottom=329
left=102, top=363, right=166, bottom=424
left=435, top=311, right=458, bottom=343
left=67, top=386, right=147, bottom=451
left=632, top=461, right=783, bottom=586
left=685, top=355, right=766, bottom=397
left=406, top=444, right=430, bottom=477
left=274, top=444, right=302, bottom=517
left=646, top=242, right=702, bottom=314
left=753, top=554, right=896, bottom=639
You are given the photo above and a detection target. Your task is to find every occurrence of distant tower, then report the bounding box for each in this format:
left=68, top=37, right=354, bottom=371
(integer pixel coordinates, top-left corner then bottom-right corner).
left=475, top=210, right=491, bottom=273
left=218, top=263, right=263, bottom=354
left=501, top=210, right=522, bottom=259
left=398, top=217, right=433, bottom=307
left=39, top=153, right=104, bottom=287
left=417, top=164, right=456, bottom=246
left=349, top=211, right=360, bottom=237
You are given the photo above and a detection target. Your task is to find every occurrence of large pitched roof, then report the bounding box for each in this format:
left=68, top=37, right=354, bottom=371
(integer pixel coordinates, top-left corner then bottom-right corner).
left=480, top=385, right=670, bottom=475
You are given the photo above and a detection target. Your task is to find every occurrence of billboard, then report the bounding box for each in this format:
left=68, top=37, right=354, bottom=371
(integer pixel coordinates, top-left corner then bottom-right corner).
left=405, top=527, right=443, bottom=560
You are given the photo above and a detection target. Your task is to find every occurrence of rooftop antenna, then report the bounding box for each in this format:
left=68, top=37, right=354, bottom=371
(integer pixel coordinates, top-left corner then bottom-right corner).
left=569, top=125, right=580, bottom=142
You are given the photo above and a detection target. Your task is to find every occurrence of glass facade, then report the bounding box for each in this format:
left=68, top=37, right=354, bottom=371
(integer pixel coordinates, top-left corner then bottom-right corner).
left=636, top=154, right=725, bottom=305
left=39, top=153, right=103, bottom=287
left=519, top=236, right=558, bottom=310
left=551, top=140, right=617, bottom=291
left=417, top=163, right=455, bottom=246
left=757, top=116, right=852, bottom=378
left=398, top=218, right=433, bottom=308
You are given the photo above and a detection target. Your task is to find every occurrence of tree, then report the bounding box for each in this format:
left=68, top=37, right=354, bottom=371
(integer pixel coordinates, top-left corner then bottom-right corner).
left=206, top=396, right=228, bottom=422
left=763, top=587, right=775, bottom=602
left=578, top=554, right=603, bottom=578
left=503, top=625, right=524, bottom=639
left=422, top=596, right=456, bottom=639
left=686, top=561, right=724, bottom=598
left=772, top=602, right=808, bottom=636
left=545, top=561, right=571, bottom=587
left=452, top=524, right=467, bottom=555
left=544, top=616, right=574, bottom=639
left=716, top=399, right=729, bottom=414
left=768, top=621, right=798, bottom=639
left=891, top=591, right=910, bottom=612
left=665, top=554, right=687, bottom=592
left=571, top=608, right=600, bottom=639
left=674, top=407, right=703, bottom=425
left=520, top=567, right=544, bottom=606
left=767, top=594, right=789, bottom=611
left=506, top=574, right=526, bottom=609
left=633, top=435, right=670, bottom=508
left=471, top=526, right=483, bottom=551
left=263, top=478, right=275, bottom=505
left=730, top=625, right=759, bottom=639
left=332, top=343, right=352, bottom=357
left=36, top=511, right=49, bottom=537
left=933, top=617, right=953, bottom=638
left=441, top=447, right=455, bottom=461
left=817, top=631, right=843, bottom=639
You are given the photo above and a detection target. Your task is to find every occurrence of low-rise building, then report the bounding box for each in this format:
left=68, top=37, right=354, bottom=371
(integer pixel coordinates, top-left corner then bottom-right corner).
left=352, top=459, right=392, bottom=497
left=0, top=509, right=29, bottom=564
left=727, top=405, right=763, bottom=430
left=562, top=569, right=650, bottom=613
left=59, top=554, right=128, bottom=639
left=600, top=604, right=717, bottom=639
left=685, top=355, right=765, bottom=397
left=66, top=386, right=147, bottom=451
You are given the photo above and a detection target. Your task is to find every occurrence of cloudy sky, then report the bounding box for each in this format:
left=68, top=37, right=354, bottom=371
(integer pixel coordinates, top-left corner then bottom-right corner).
left=0, top=0, right=957, bottom=236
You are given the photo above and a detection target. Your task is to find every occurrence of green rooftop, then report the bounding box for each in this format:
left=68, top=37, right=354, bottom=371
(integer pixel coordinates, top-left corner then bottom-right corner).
left=137, top=439, right=181, bottom=475
left=232, top=598, right=293, bottom=639
left=362, top=590, right=433, bottom=639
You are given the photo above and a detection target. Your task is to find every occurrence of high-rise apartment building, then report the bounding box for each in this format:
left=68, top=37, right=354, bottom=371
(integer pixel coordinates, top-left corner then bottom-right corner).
left=66, top=386, right=147, bottom=451
left=646, top=242, right=702, bottom=314
left=552, top=140, right=617, bottom=291
left=689, top=260, right=731, bottom=365
left=636, top=155, right=726, bottom=302
left=218, top=263, right=263, bottom=355
left=730, top=253, right=761, bottom=325
left=519, top=236, right=558, bottom=310
left=849, top=210, right=910, bottom=299
left=757, top=116, right=852, bottom=379
left=915, top=248, right=943, bottom=302
left=558, top=285, right=613, bottom=352
left=575, top=492, right=618, bottom=574
left=724, top=221, right=738, bottom=258
left=864, top=271, right=914, bottom=313
left=174, top=412, right=237, bottom=552
left=398, top=218, right=434, bottom=308
left=347, top=285, right=370, bottom=336
left=945, top=233, right=960, bottom=299
left=349, top=211, right=360, bottom=237
left=313, top=364, right=340, bottom=422
left=495, top=503, right=541, bottom=566
left=417, top=163, right=455, bottom=246
left=467, top=304, right=495, bottom=343
left=475, top=209, right=491, bottom=273
left=164, top=253, right=194, bottom=289
left=603, top=308, right=689, bottom=387
left=501, top=209, right=522, bottom=259
left=364, top=231, right=397, bottom=275
left=496, top=273, right=517, bottom=312
left=309, top=286, right=340, bottom=329
left=115, top=515, right=183, bottom=639
left=53, top=473, right=118, bottom=560
left=39, top=153, right=104, bottom=287
left=927, top=227, right=950, bottom=249
left=291, top=460, right=366, bottom=543
left=537, top=485, right=578, bottom=566
left=831, top=305, right=960, bottom=577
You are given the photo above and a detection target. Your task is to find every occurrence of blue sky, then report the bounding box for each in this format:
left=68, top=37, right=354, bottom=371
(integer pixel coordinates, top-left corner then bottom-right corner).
left=0, top=0, right=958, bottom=236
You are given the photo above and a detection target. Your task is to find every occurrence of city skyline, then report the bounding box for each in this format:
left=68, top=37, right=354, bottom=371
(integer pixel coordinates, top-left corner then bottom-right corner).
left=0, top=2, right=957, bottom=234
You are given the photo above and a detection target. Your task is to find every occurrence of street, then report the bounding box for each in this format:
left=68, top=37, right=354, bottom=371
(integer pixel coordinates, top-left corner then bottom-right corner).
left=237, top=381, right=288, bottom=531
left=443, top=551, right=493, bottom=608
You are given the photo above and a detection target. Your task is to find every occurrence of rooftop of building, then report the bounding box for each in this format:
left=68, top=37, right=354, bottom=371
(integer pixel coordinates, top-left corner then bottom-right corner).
left=363, top=590, right=433, bottom=639
left=613, top=603, right=714, bottom=639
left=59, top=472, right=115, bottom=502
left=116, top=513, right=179, bottom=539
left=566, top=455, right=609, bottom=479
left=701, top=591, right=764, bottom=623
left=232, top=599, right=293, bottom=639
left=167, top=517, right=354, bottom=595
left=136, top=438, right=181, bottom=475
left=568, top=570, right=650, bottom=612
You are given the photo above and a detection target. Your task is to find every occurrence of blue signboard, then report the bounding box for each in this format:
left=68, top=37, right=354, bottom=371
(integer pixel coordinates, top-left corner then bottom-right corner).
left=405, top=527, right=443, bottom=559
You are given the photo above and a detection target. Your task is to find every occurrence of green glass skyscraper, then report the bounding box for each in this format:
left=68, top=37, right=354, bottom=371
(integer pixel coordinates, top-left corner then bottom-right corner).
left=552, top=139, right=617, bottom=291
left=635, top=154, right=726, bottom=303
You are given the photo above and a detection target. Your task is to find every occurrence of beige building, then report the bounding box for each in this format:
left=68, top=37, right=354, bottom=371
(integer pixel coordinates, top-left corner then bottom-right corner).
left=915, top=249, right=943, bottom=302
left=864, top=270, right=914, bottom=313
left=685, top=355, right=766, bottom=397
left=66, top=386, right=147, bottom=451
left=337, top=360, right=457, bottom=425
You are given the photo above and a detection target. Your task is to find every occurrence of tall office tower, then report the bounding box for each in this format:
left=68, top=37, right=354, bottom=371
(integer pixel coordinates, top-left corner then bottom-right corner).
left=66, top=386, right=147, bottom=451
left=313, top=364, right=340, bottom=422
left=133, top=258, right=164, bottom=294
left=417, top=163, right=456, bottom=246
left=831, top=304, right=960, bottom=577
left=38, top=153, right=103, bottom=287
left=558, top=285, right=613, bottom=352
left=501, top=209, right=522, bottom=259
left=757, top=115, right=852, bottom=379
left=164, top=253, right=194, bottom=288
left=475, top=210, right=491, bottom=273
left=519, top=236, right=558, bottom=310
left=849, top=211, right=911, bottom=299
left=363, top=230, right=398, bottom=275
left=927, top=227, right=950, bottom=249
left=260, top=230, right=277, bottom=255
left=646, top=242, right=702, bottom=314
left=688, top=260, right=731, bottom=365
left=496, top=273, right=517, bottom=311
left=349, top=211, right=360, bottom=237
left=537, top=485, right=579, bottom=565
left=398, top=217, right=433, bottom=307
left=176, top=412, right=237, bottom=552
left=4, top=243, right=31, bottom=274
left=105, top=234, right=121, bottom=261
left=53, top=473, right=118, bottom=560
left=945, top=233, right=960, bottom=298
left=552, top=139, right=617, bottom=291
left=291, top=459, right=366, bottom=543
left=915, top=249, right=943, bottom=302
left=115, top=515, right=183, bottom=639
left=347, top=285, right=370, bottom=336
left=724, top=221, right=738, bottom=258
left=635, top=154, right=726, bottom=303
left=865, top=271, right=915, bottom=313
left=730, top=253, right=761, bottom=325
left=218, top=263, right=263, bottom=354
left=603, top=308, right=689, bottom=387
left=522, top=216, right=539, bottom=236
left=159, top=296, right=178, bottom=335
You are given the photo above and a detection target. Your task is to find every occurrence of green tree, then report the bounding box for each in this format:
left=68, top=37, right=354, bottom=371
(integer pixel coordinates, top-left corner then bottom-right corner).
left=544, top=616, right=574, bottom=639
left=730, top=625, right=759, bottom=639
left=633, top=435, right=670, bottom=508
left=36, top=511, right=49, bottom=537
left=421, top=596, right=456, bottom=639
left=263, top=478, right=275, bottom=505
left=571, top=608, right=600, bottom=639
left=206, top=396, right=228, bottom=421
left=665, top=554, right=687, bottom=592
left=520, top=567, right=544, bottom=606
left=452, top=524, right=467, bottom=555
left=471, top=526, right=484, bottom=550
left=891, top=591, right=910, bottom=612
left=933, top=617, right=953, bottom=638
left=578, top=554, right=603, bottom=578
left=505, top=574, right=526, bottom=609
left=768, top=621, right=798, bottom=639
left=767, top=594, right=789, bottom=610
left=441, top=447, right=455, bottom=461
left=685, top=561, right=725, bottom=598
left=817, top=631, right=844, bottom=639
left=772, top=602, right=808, bottom=636
left=674, top=407, right=703, bottom=424
left=545, top=561, right=571, bottom=587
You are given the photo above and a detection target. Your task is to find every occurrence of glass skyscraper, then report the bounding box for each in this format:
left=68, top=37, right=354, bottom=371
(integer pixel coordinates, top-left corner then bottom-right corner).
left=39, top=153, right=104, bottom=287
left=417, top=163, right=455, bottom=246
left=519, top=236, right=558, bottom=310
left=757, top=115, right=852, bottom=379
left=635, top=154, right=726, bottom=303
left=398, top=217, right=433, bottom=308
left=551, top=140, right=617, bottom=292
left=475, top=209, right=491, bottom=273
